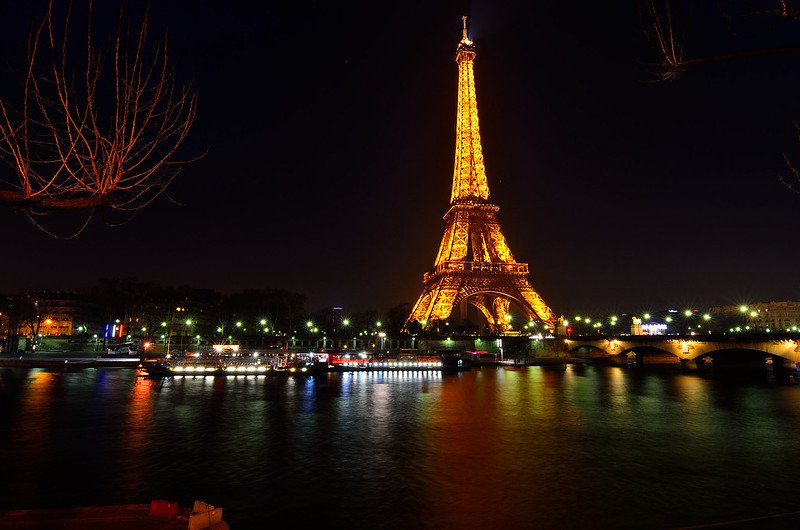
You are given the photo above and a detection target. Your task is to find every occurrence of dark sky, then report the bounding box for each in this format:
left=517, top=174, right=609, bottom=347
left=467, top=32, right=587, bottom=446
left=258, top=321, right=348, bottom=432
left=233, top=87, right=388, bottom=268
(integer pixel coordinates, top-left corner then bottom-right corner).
left=1, top=0, right=799, bottom=318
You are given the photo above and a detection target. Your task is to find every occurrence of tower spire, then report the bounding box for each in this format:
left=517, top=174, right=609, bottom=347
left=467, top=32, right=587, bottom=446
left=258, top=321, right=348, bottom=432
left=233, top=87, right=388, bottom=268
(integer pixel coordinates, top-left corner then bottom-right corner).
left=452, top=14, right=487, bottom=204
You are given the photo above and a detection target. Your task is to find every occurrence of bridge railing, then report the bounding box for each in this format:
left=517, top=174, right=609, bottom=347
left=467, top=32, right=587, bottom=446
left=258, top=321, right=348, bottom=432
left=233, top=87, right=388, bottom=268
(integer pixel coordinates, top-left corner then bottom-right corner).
left=565, top=332, right=800, bottom=343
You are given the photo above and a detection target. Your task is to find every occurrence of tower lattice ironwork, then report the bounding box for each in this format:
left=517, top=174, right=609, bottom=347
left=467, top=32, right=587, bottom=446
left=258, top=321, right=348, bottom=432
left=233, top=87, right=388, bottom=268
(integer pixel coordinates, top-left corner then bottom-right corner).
left=405, top=17, right=556, bottom=334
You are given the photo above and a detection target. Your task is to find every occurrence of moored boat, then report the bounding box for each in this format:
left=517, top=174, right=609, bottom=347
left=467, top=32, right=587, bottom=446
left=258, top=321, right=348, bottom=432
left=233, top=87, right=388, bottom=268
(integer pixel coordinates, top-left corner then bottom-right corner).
left=315, top=350, right=472, bottom=372
left=0, top=499, right=228, bottom=529
left=140, top=348, right=474, bottom=377
left=140, top=349, right=318, bottom=378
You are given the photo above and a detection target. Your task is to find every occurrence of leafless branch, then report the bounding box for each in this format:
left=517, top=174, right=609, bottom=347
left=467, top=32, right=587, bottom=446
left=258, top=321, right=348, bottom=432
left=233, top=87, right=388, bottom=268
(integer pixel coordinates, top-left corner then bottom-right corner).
left=0, top=0, right=198, bottom=231
left=643, top=0, right=800, bottom=81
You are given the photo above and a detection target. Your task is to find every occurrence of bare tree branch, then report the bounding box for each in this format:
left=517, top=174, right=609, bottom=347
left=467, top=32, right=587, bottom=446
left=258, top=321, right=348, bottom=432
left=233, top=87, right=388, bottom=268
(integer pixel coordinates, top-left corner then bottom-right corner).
left=0, top=0, right=198, bottom=230
left=642, top=0, right=800, bottom=195
left=643, top=0, right=800, bottom=81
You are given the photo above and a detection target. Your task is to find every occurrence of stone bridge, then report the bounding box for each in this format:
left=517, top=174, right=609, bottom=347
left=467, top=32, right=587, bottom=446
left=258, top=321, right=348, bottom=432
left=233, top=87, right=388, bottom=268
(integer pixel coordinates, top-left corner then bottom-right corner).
left=562, top=334, right=800, bottom=371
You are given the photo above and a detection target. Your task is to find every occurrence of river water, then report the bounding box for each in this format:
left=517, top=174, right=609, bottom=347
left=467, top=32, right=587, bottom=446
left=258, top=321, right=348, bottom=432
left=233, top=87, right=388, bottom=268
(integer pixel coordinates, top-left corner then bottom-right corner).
left=1, top=364, right=799, bottom=529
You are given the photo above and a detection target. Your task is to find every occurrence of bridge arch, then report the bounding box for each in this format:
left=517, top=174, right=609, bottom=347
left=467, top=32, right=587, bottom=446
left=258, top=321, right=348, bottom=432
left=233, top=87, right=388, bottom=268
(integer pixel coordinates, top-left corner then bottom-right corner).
left=457, top=289, right=546, bottom=332
left=562, top=336, right=800, bottom=371
left=565, top=342, right=682, bottom=364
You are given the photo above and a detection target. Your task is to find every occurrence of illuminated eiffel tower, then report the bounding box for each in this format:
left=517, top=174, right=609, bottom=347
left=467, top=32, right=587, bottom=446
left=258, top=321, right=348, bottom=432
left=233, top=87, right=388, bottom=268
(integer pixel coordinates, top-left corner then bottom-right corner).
left=406, top=17, right=556, bottom=334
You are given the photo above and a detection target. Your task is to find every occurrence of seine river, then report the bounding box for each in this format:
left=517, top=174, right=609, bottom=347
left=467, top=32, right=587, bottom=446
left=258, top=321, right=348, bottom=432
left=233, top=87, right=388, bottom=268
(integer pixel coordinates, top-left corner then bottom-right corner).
left=2, top=364, right=800, bottom=529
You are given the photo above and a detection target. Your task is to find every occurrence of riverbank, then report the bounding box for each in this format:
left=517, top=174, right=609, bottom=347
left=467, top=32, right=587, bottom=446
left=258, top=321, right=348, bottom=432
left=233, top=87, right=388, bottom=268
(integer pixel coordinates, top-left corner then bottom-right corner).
left=472, top=357, right=572, bottom=367
left=0, top=353, right=585, bottom=370
left=0, top=352, right=141, bottom=368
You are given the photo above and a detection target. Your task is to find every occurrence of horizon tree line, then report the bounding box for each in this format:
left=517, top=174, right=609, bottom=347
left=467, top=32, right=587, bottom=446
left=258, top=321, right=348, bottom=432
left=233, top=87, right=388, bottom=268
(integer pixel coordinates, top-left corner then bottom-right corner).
left=0, top=277, right=417, bottom=353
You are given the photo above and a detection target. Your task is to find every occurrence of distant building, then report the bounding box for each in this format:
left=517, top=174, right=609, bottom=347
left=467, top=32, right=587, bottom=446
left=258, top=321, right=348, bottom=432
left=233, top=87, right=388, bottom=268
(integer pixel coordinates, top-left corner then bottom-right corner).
left=708, top=301, right=800, bottom=331
left=22, top=292, right=99, bottom=337
left=332, top=306, right=343, bottom=329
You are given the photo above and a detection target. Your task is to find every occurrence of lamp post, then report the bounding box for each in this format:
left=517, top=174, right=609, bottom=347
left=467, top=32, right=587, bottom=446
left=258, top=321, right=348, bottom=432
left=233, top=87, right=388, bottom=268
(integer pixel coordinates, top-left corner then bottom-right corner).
left=162, top=321, right=170, bottom=354
left=342, top=318, right=351, bottom=349
left=181, top=319, right=192, bottom=351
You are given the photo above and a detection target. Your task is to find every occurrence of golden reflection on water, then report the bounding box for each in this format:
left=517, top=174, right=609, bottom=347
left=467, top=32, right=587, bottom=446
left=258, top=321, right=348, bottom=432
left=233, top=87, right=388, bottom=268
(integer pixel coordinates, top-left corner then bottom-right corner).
left=16, top=370, right=56, bottom=446
left=418, top=367, right=594, bottom=528
left=123, top=377, right=157, bottom=447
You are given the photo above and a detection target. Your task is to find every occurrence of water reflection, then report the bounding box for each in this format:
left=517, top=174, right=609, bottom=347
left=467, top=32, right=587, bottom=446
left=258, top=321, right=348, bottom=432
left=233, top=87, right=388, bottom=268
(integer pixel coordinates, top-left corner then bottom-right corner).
left=1, top=366, right=799, bottom=529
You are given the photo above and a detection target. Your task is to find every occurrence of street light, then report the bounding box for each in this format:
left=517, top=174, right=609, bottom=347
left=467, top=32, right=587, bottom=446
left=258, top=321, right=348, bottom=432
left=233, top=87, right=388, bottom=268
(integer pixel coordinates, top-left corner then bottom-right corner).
left=180, top=319, right=192, bottom=351
left=259, top=319, right=268, bottom=347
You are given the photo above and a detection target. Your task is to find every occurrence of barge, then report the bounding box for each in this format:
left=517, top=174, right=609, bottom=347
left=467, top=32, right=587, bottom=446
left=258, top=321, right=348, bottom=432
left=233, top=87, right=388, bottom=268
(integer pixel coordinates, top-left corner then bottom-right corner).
left=140, top=349, right=471, bottom=377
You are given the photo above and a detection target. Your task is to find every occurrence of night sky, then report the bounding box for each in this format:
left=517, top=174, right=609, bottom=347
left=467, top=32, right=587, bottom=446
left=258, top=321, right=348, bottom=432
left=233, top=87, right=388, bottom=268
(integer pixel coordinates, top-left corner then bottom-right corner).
left=1, top=1, right=799, bottom=318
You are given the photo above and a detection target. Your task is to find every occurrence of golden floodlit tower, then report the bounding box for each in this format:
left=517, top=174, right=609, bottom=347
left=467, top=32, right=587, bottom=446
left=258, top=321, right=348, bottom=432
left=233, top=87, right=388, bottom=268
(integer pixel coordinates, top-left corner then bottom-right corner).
left=405, top=16, right=556, bottom=334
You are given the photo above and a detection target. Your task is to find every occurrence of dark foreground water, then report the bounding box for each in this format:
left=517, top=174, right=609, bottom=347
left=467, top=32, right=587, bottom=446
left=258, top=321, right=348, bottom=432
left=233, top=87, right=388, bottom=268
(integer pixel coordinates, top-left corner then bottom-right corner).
left=1, top=364, right=800, bottom=529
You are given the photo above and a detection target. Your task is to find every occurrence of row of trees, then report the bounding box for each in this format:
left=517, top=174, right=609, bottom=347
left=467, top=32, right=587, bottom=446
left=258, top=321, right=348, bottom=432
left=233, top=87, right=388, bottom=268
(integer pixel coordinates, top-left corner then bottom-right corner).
left=0, top=277, right=417, bottom=353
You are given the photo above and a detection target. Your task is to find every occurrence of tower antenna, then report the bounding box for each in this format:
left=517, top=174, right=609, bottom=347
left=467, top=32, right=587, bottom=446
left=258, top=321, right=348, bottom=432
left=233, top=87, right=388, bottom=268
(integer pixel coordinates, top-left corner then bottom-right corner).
left=461, top=15, right=468, bottom=41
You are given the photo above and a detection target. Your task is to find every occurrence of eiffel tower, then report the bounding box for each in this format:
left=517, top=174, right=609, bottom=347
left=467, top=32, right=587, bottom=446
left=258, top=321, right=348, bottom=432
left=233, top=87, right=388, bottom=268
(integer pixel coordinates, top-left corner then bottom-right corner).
left=405, top=17, right=556, bottom=334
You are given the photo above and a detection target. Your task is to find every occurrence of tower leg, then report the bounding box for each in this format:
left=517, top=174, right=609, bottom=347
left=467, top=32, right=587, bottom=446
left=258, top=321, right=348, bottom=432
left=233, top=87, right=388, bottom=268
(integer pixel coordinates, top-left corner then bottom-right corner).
left=491, top=297, right=511, bottom=333
left=470, top=296, right=497, bottom=330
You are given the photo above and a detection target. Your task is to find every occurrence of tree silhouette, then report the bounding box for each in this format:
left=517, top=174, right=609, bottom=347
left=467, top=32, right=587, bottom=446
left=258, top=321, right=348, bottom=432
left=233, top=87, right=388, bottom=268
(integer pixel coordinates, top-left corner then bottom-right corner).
left=642, top=0, right=800, bottom=82
left=0, top=0, right=197, bottom=235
